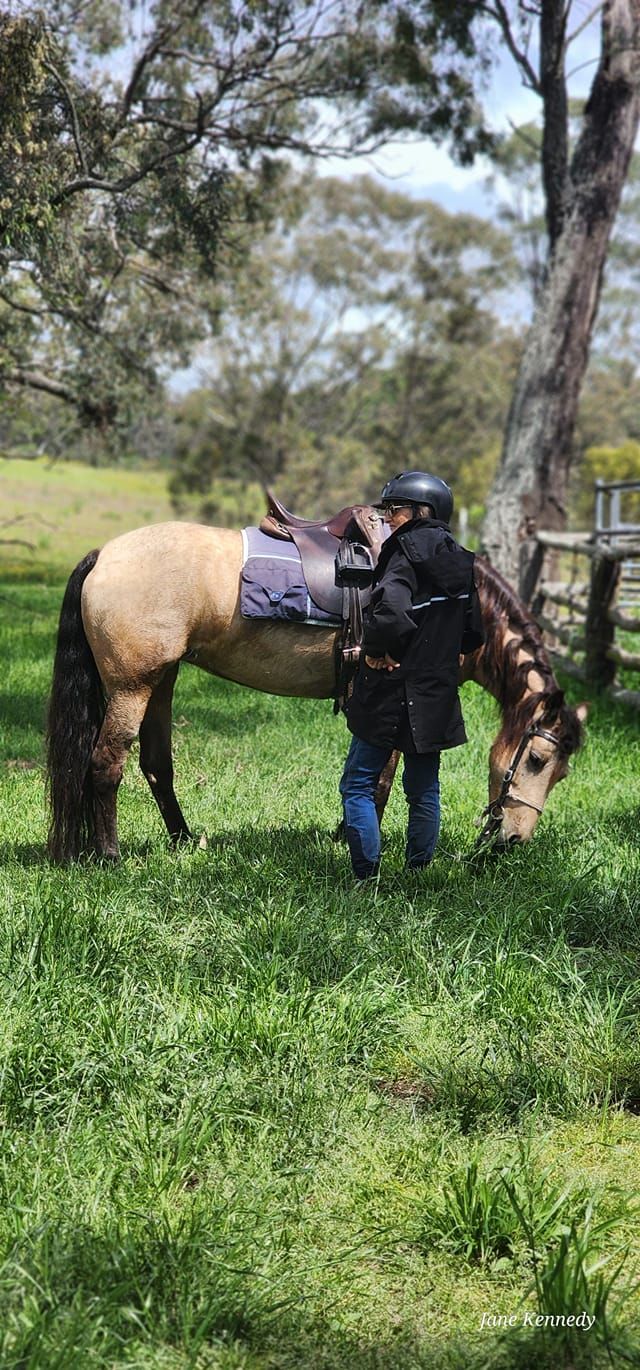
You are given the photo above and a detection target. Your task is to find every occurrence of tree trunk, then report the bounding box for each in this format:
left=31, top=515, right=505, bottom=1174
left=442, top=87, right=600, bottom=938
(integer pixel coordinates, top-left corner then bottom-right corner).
left=482, top=0, right=640, bottom=596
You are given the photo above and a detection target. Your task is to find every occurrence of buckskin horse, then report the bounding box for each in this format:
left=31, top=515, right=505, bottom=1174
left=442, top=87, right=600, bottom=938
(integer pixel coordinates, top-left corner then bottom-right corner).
left=46, top=519, right=587, bottom=862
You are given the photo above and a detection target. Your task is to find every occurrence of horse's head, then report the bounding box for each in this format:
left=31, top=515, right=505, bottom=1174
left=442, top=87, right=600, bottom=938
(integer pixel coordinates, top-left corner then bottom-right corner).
left=485, top=693, right=589, bottom=846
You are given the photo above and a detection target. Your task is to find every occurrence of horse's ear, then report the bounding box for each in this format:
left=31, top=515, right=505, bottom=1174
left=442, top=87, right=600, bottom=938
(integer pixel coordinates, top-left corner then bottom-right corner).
left=545, top=688, right=564, bottom=714
left=575, top=700, right=590, bottom=723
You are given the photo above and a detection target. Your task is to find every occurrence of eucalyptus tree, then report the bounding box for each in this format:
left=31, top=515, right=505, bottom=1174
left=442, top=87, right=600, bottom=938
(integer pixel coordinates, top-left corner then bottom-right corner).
left=168, top=172, right=518, bottom=525
left=477, top=0, right=640, bottom=593
left=0, top=0, right=492, bottom=434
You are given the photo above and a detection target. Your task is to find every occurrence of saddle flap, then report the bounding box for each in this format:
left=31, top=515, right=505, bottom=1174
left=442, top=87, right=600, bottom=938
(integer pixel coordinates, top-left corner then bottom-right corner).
left=289, top=526, right=343, bottom=615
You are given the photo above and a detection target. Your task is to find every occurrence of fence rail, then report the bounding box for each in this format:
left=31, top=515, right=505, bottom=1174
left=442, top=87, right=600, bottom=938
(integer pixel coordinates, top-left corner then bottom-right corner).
left=534, top=488, right=640, bottom=709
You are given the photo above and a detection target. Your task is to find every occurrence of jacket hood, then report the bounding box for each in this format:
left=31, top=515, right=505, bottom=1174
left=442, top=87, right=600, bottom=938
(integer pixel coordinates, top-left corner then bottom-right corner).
left=397, top=519, right=474, bottom=597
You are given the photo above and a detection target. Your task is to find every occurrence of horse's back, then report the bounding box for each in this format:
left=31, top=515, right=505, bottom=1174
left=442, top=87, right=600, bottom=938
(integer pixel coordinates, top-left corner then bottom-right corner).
left=81, top=523, right=242, bottom=688
left=80, top=519, right=337, bottom=700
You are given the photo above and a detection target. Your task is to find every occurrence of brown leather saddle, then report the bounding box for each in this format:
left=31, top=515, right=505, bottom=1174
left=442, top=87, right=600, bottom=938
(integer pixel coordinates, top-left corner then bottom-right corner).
left=260, top=488, right=385, bottom=707
left=260, top=488, right=384, bottom=615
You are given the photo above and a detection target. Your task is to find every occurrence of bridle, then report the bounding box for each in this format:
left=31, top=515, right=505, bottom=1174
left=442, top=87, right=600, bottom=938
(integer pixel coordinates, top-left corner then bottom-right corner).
left=475, top=722, right=563, bottom=847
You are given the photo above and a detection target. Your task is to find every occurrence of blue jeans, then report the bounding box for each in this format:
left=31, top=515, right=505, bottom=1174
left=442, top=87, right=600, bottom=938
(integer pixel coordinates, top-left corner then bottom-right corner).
left=339, top=735, right=441, bottom=879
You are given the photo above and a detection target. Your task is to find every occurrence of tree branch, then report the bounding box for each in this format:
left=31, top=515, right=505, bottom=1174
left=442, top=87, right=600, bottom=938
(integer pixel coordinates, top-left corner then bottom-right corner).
left=566, top=2, right=606, bottom=49
left=43, top=58, right=88, bottom=174
left=2, top=367, right=80, bottom=405
left=0, top=288, right=49, bottom=318
left=51, top=132, right=201, bottom=203
left=539, top=0, right=570, bottom=248
left=476, top=1, right=541, bottom=93
left=118, top=23, right=178, bottom=127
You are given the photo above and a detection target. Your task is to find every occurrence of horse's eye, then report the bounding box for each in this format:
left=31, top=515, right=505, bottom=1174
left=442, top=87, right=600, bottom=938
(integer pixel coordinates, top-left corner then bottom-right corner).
left=528, top=751, right=546, bottom=772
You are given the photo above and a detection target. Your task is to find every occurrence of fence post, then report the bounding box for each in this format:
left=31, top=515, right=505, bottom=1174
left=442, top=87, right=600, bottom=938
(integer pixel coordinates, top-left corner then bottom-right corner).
left=584, top=552, right=620, bottom=687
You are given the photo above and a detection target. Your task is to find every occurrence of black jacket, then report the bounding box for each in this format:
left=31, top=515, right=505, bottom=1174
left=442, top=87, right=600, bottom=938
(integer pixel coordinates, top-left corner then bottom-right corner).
left=346, top=518, right=484, bottom=753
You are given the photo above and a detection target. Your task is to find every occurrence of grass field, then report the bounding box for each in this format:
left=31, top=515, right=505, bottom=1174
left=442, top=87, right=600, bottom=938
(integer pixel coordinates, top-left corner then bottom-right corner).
left=1, top=456, right=175, bottom=581
left=1, top=461, right=640, bottom=1368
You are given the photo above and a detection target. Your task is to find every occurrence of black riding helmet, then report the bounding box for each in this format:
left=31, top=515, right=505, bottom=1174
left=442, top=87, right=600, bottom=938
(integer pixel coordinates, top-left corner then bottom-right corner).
left=377, top=470, right=454, bottom=524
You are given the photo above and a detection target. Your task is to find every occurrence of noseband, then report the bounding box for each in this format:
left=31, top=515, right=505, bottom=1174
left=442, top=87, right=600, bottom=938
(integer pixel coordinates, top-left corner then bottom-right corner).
left=475, top=723, right=562, bottom=847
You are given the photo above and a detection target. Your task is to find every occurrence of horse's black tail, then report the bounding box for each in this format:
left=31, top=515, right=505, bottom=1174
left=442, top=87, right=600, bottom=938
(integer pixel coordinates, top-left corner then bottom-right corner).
left=46, top=549, right=104, bottom=861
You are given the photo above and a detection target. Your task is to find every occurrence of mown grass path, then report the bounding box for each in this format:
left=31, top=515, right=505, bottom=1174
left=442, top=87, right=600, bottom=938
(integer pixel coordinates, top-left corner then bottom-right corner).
left=1, top=575, right=640, bottom=1369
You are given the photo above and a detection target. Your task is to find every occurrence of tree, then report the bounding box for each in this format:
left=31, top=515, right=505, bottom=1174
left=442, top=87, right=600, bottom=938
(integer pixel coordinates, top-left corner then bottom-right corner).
left=168, top=172, right=519, bottom=526
left=0, top=1, right=494, bottom=430
left=479, top=0, right=640, bottom=593
left=571, top=438, right=640, bottom=526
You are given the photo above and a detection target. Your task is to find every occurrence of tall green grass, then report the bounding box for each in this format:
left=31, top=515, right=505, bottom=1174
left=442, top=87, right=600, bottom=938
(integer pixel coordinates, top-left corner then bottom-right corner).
left=1, top=574, right=640, bottom=1367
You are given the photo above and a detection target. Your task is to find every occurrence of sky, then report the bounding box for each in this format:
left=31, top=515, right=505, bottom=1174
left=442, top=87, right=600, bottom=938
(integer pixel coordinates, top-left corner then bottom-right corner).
left=317, top=2, right=603, bottom=218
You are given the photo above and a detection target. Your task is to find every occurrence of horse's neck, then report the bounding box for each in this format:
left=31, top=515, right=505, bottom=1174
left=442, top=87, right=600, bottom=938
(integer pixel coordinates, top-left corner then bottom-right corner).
left=463, top=621, right=546, bottom=706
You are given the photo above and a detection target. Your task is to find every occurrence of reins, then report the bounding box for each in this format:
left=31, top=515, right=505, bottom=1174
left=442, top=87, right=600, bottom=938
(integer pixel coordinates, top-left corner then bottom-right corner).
left=475, top=723, right=562, bottom=847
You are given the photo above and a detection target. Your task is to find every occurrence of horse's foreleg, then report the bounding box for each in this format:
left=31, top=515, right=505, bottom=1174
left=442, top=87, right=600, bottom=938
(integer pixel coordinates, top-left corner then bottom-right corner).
left=139, top=665, right=192, bottom=846
left=375, top=750, right=400, bottom=824
left=91, top=687, right=153, bottom=860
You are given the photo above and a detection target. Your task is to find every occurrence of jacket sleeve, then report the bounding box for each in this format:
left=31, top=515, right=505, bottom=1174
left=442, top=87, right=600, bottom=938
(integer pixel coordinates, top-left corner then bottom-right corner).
left=361, top=548, right=419, bottom=660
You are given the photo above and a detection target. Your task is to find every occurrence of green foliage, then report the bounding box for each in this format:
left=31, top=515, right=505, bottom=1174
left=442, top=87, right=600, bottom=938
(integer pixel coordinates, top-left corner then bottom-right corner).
left=437, top=1156, right=518, bottom=1262
left=578, top=360, right=640, bottom=453
left=0, top=1, right=499, bottom=436
left=455, top=443, right=500, bottom=541
left=571, top=440, right=640, bottom=529
left=0, top=15, right=58, bottom=250
left=514, top=1199, right=636, bottom=1363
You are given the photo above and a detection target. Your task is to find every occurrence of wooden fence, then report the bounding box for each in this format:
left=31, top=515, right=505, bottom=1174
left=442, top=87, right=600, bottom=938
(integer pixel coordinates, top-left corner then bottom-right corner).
left=534, top=479, right=640, bottom=709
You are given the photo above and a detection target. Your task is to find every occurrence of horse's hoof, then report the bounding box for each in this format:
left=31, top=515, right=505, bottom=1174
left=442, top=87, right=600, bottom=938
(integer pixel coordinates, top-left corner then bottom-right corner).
left=171, top=830, right=195, bottom=850
left=198, top=832, right=208, bottom=850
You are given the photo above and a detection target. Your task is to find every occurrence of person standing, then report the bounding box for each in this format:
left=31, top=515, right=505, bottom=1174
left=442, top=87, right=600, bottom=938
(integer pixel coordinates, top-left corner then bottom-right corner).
left=339, top=470, right=483, bottom=880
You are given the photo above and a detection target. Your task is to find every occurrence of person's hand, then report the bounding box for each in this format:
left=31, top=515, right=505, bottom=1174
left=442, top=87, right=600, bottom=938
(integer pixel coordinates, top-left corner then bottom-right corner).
left=365, top=653, right=400, bottom=671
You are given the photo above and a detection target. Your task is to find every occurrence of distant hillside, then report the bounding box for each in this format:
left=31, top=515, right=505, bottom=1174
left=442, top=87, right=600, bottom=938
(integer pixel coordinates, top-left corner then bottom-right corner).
left=1, top=458, right=176, bottom=581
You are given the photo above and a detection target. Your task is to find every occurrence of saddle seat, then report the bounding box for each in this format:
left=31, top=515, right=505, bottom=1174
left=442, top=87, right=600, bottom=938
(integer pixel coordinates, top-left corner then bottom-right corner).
left=264, top=488, right=358, bottom=538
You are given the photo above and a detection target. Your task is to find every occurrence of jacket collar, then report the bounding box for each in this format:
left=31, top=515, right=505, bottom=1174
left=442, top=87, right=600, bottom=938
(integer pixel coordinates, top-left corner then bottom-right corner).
left=382, top=515, right=450, bottom=551
left=375, top=516, right=450, bottom=576
left=398, top=516, right=451, bottom=536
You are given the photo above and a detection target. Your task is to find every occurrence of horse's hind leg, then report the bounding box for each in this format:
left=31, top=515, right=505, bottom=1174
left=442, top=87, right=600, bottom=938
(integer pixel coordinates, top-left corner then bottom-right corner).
left=139, top=665, right=192, bottom=845
left=92, top=686, right=153, bottom=860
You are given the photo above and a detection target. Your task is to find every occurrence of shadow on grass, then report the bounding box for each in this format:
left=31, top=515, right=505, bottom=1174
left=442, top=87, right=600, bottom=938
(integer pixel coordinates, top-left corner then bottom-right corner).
left=5, top=822, right=640, bottom=1140
left=0, top=842, right=48, bottom=867
left=4, top=816, right=639, bottom=912
left=593, top=808, right=640, bottom=847
left=0, top=1210, right=633, bottom=1370
left=0, top=689, right=48, bottom=732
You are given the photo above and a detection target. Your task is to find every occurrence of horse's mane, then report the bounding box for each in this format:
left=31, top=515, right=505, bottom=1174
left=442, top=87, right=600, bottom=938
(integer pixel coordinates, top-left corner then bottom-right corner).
left=474, top=556, right=584, bottom=756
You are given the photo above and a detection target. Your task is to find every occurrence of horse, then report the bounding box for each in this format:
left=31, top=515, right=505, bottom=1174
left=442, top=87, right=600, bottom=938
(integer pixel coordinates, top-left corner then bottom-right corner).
left=45, top=521, right=587, bottom=861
